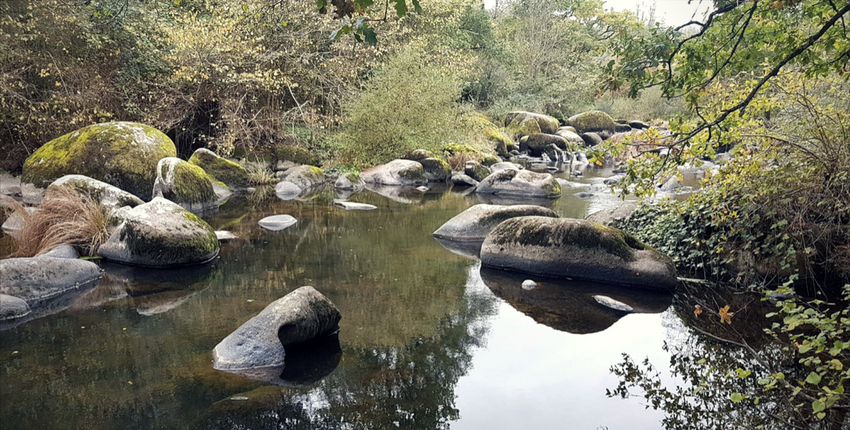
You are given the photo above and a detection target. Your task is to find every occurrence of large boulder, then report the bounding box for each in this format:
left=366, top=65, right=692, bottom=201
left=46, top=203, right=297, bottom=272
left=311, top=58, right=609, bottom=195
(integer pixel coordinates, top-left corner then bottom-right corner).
left=361, top=159, right=427, bottom=186
left=586, top=203, right=639, bottom=228
left=152, top=157, right=218, bottom=212
left=212, top=286, right=341, bottom=371
left=188, top=148, right=250, bottom=189
left=464, top=160, right=491, bottom=182
left=567, top=111, right=617, bottom=137
left=480, top=217, right=677, bottom=290
left=281, top=165, right=325, bottom=190
left=98, top=197, right=220, bottom=267
left=22, top=122, right=177, bottom=199
left=402, top=150, right=452, bottom=182
left=505, top=111, right=560, bottom=135
left=0, top=257, right=102, bottom=303
left=334, top=172, right=365, bottom=190
left=48, top=175, right=144, bottom=211
left=520, top=133, right=572, bottom=156
left=433, top=204, right=559, bottom=242
left=475, top=169, right=562, bottom=199
left=555, top=128, right=585, bottom=145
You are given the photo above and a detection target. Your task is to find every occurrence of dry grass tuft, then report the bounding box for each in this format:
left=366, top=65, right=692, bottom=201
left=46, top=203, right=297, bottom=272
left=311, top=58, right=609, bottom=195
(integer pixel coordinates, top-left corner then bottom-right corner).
left=6, top=186, right=111, bottom=258
left=246, top=165, right=277, bottom=186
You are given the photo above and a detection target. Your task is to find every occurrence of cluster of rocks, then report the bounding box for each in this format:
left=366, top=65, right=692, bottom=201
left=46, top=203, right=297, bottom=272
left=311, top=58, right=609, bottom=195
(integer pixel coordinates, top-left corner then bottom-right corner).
left=433, top=204, right=677, bottom=291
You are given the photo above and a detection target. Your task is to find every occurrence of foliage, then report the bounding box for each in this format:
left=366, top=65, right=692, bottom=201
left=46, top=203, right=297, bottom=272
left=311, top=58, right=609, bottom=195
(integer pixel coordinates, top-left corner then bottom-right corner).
left=3, top=185, right=110, bottom=257
left=605, top=0, right=850, bottom=137
left=330, top=46, right=467, bottom=167
left=609, top=281, right=850, bottom=430
left=618, top=72, right=850, bottom=289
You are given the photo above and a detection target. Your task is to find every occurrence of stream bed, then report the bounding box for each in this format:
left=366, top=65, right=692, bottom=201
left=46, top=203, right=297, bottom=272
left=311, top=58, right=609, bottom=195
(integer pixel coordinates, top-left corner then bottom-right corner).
left=0, top=167, right=686, bottom=429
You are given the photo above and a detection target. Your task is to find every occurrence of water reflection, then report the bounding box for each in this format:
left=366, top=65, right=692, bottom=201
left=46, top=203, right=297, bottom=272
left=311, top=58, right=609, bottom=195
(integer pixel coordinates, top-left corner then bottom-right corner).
left=479, top=267, right=672, bottom=334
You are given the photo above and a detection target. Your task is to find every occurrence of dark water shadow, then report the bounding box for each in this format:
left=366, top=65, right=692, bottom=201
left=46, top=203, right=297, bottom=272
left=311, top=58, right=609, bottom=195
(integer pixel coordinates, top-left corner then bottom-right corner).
left=433, top=237, right=482, bottom=260
left=213, top=333, right=342, bottom=387
left=479, top=267, right=672, bottom=334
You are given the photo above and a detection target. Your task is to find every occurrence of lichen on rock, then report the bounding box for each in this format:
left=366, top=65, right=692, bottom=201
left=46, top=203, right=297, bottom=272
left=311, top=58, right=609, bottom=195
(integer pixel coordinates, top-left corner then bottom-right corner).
left=22, top=122, right=177, bottom=200
left=188, top=148, right=250, bottom=189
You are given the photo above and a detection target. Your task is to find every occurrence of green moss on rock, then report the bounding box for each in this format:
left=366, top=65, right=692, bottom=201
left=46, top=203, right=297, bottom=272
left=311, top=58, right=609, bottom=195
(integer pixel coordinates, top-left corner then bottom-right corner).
left=188, top=148, right=249, bottom=188
left=490, top=217, right=644, bottom=261
left=567, top=111, right=617, bottom=134
left=22, top=122, right=176, bottom=200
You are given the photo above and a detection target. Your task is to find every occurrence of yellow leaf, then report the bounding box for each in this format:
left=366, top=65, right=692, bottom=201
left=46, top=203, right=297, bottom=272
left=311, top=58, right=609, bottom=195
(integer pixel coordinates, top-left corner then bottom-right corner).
left=719, top=305, right=733, bottom=324
left=694, top=305, right=703, bottom=317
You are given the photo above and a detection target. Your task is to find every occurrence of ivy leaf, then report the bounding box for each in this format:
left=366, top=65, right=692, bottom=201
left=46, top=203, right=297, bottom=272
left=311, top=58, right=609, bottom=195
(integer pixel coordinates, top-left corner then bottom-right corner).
left=812, top=399, right=825, bottom=413
left=392, top=0, right=407, bottom=17
left=362, top=27, right=377, bottom=46
left=730, top=393, right=745, bottom=402
left=805, top=372, right=822, bottom=385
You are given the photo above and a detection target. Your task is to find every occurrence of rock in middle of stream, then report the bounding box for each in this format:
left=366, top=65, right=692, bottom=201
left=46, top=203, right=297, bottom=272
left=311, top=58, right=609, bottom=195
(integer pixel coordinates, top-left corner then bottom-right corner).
left=212, top=286, right=341, bottom=376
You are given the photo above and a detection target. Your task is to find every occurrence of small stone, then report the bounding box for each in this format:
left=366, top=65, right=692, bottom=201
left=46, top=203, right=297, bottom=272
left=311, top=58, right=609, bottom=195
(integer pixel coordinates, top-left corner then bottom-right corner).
left=416, top=186, right=429, bottom=193
left=215, top=231, right=238, bottom=241
left=593, top=295, right=634, bottom=312
left=333, top=200, right=377, bottom=211
left=258, top=215, right=297, bottom=231
left=521, top=279, right=537, bottom=290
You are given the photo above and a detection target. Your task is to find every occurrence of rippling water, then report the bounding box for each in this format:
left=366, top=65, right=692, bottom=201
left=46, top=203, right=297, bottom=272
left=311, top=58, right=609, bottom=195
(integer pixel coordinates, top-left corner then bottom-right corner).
left=0, top=167, right=680, bottom=429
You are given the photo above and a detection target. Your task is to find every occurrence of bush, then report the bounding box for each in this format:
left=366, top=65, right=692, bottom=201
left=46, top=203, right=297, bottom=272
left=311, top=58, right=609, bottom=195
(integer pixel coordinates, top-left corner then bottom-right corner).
left=331, top=47, right=466, bottom=167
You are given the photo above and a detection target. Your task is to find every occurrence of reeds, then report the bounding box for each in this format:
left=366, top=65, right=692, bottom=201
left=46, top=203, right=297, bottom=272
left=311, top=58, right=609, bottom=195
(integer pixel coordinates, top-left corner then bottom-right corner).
left=3, top=186, right=110, bottom=257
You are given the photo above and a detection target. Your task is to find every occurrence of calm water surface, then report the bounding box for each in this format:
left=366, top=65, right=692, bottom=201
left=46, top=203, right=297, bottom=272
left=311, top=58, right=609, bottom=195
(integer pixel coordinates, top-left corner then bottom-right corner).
left=0, top=167, right=678, bottom=429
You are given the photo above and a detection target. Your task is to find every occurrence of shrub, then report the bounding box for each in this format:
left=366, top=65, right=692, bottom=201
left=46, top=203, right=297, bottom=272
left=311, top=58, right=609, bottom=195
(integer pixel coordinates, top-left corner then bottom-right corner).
left=332, top=47, right=466, bottom=167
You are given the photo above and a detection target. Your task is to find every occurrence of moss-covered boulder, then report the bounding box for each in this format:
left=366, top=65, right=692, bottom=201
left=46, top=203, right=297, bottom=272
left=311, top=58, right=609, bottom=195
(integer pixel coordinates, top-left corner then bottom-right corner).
left=402, top=150, right=451, bottom=182
left=480, top=217, right=677, bottom=290
left=519, top=133, right=572, bottom=156
left=49, top=175, right=144, bottom=211
left=475, top=169, right=562, bottom=199
left=433, top=204, right=559, bottom=242
left=361, top=159, right=427, bottom=186
left=98, top=197, right=220, bottom=268
left=505, top=112, right=560, bottom=135
left=567, top=111, right=617, bottom=136
left=22, top=122, right=176, bottom=200
left=334, top=172, right=365, bottom=190
left=281, top=165, right=325, bottom=190
left=152, top=158, right=218, bottom=213
left=555, top=128, right=585, bottom=145
left=188, top=148, right=250, bottom=189
left=464, top=161, right=491, bottom=182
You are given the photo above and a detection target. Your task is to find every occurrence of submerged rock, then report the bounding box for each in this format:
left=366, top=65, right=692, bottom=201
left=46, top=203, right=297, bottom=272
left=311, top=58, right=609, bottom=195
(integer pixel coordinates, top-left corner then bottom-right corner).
left=22, top=121, right=176, bottom=199
left=274, top=181, right=302, bottom=199
left=433, top=204, right=558, bottom=242
left=212, top=286, right=341, bottom=371
left=480, top=217, right=677, bottom=290
left=188, top=148, right=250, bottom=189
left=475, top=169, right=562, bottom=199
left=258, top=214, right=297, bottom=231
left=593, top=295, right=634, bottom=312
left=361, top=159, right=427, bottom=186
left=49, top=175, right=145, bottom=210
left=152, top=157, right=218, bottom=212
left=98, top=197, right=220, bottom=267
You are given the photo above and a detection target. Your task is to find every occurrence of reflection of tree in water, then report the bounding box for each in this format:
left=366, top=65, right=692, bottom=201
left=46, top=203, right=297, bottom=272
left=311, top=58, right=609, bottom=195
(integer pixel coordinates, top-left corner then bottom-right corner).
left=198, top=267, right=498, bottom=430
left=609, top=285, right=849, bottom=430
